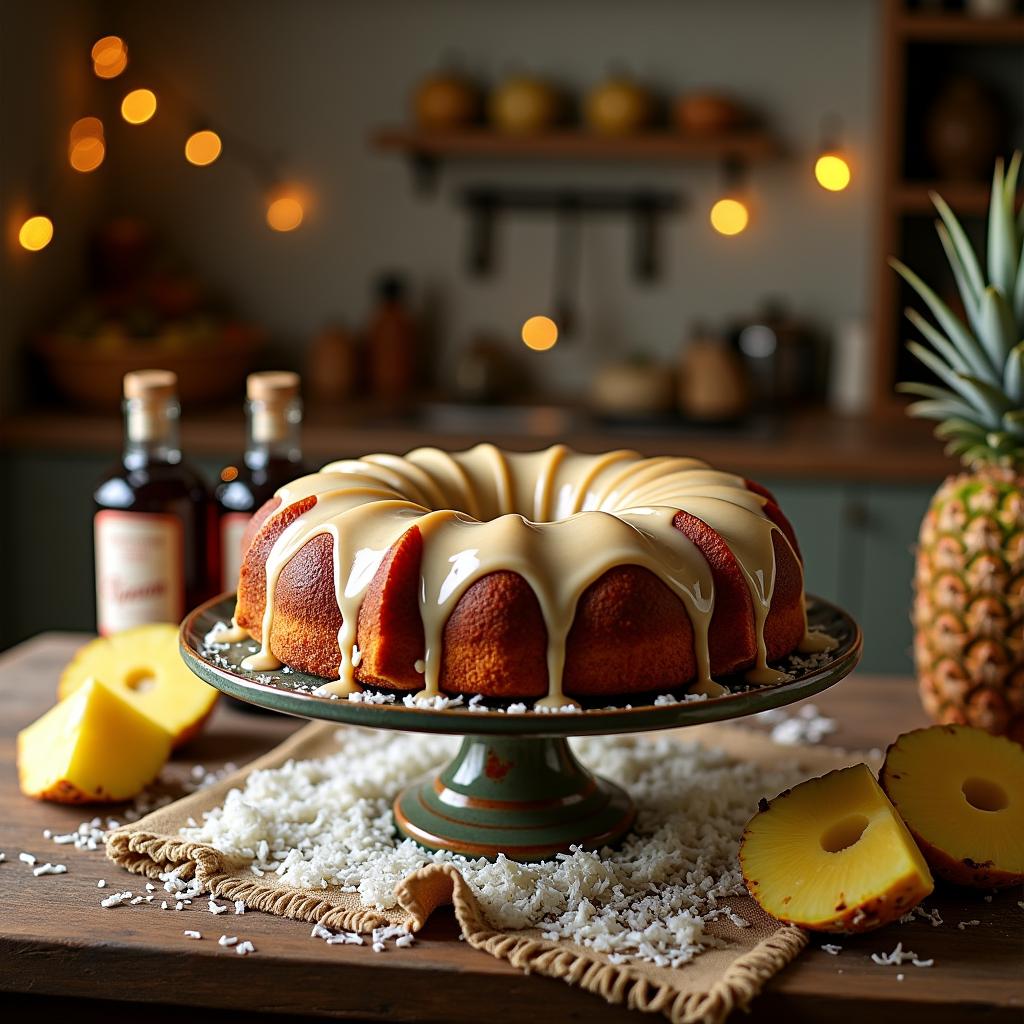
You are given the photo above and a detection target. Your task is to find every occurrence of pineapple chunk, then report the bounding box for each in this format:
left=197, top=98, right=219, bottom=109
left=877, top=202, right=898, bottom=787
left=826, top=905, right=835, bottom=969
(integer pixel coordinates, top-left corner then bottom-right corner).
left=18, top=678, right=172, bottom=803
left=740, top=764, right=934, bottom=933
left=58, top=624, right=218, bottom=748
left=881, top=724, right=1024, bottom=888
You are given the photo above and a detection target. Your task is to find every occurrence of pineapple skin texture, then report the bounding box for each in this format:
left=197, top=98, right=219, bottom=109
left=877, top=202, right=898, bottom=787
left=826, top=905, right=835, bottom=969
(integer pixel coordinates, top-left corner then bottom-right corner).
left=18, top=678, right=173, bottom=804
left=58, top=624, right=219, bottom=749
left=913, top=467, right=1024, bottom=741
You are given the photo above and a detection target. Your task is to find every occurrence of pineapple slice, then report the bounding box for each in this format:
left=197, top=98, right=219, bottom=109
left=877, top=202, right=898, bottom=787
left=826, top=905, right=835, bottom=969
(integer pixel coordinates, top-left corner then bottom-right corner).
left=881, top=724, right=1024, bottom=888
left=740, top=764, right=934, bottom=933
left=18, top=678, right=172, bottom=803
left=58, top=624, right=218, bottom=748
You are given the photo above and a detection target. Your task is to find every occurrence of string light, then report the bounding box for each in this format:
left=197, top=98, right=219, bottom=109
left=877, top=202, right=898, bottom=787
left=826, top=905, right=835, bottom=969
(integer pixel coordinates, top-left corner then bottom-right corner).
left=69, top=136, right=106, bottom=173
left=710, top=197, right=749, bottom=236
left=815, top=152, right=852, bottom=192
left=18, top=215, right=54, bottom=252
left=69, top=117, right=105, bottom=173
left=92, top=36, right=127, bottom=79
left=121, top=88, right=157, bottom=125
left=521, top=315, right=559, bottom=351
left=185, top=129, right=222, bottom=166
left=266, top=194, right=304, bottom=232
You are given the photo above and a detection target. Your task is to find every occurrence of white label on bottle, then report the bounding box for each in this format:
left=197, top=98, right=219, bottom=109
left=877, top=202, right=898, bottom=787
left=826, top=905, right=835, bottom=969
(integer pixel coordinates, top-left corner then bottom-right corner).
left=94, top=511, right=184, bottom=635
left=221, top=512, right=251, bottom=592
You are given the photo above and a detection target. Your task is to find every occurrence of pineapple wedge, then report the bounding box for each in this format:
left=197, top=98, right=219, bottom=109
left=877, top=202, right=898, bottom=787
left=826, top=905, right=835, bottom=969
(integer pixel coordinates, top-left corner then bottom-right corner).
left=740, top=764, right=934, bottom=933
left=881, top=724, right=1024, bottom=888
left=59, top=624, right=218, bottom=748
left=18, top=678, right=172, bottom=803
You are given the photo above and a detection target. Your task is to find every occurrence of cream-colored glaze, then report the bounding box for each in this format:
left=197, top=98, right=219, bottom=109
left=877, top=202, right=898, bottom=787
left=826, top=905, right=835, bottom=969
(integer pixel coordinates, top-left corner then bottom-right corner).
left=236, top=444, right=812, bottom=707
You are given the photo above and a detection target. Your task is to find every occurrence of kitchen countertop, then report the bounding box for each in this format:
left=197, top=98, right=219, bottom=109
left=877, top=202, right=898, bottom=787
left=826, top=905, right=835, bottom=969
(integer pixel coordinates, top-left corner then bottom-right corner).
left=0, top=405, right=957, bottom=482
left=1, top=633, right=1019, bottom=1023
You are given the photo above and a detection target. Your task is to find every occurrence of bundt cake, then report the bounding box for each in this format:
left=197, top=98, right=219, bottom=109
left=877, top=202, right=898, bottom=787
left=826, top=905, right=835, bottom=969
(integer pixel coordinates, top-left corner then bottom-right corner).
left=227, top=443, right=828, bottom=707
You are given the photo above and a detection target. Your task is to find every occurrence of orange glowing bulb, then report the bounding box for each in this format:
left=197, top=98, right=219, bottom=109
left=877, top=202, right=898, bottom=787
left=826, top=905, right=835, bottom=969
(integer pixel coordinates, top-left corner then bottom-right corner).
left=815, top=153, right=852, bottom=192
left=94, top=50, right=128, bottom=79
left=70, top=116, right=103, bottom=143
left=521, top=315, right=559, bottom=351
left=69, top=136, right=106, bottom=173
left=121, top=88, right=157, bottom=125
left=91, top=35, right=125, bottom=65
left=709, top=197, right=749, bottom=236
left=266, top=195, right=304, bottom=232
left=92, top=36, right=127, bottom=78
left=185, top=130, right=223, bottom=166
left=18, top=215, right=54, bottom=252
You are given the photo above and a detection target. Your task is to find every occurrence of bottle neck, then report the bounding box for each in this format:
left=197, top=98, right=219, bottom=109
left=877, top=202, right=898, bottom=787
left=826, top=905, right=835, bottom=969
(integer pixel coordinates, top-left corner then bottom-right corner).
left=245, top=396, right=302, bottom=468
left=123, top=397, right=182, bottom=468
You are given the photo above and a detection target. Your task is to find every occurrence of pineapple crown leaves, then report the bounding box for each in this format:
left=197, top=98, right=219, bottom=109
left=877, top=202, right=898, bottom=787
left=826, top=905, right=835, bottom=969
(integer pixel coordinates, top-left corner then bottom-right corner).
left=891, top=152, right=1024, bottom=470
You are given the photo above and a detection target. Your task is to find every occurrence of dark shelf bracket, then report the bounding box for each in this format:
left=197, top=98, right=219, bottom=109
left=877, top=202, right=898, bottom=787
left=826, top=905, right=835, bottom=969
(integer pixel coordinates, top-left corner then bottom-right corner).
left=460, top=186, right=682, bottom=283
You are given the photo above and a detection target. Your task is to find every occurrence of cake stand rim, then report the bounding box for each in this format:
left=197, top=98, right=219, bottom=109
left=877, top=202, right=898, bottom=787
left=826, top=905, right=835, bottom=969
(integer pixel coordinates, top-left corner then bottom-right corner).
left=179, top=592, right=862, bottom=737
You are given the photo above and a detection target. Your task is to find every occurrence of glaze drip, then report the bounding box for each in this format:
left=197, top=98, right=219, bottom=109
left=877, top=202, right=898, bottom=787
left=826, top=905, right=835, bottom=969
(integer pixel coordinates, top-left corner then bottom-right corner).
left=236, top=444, right=811, bottom=706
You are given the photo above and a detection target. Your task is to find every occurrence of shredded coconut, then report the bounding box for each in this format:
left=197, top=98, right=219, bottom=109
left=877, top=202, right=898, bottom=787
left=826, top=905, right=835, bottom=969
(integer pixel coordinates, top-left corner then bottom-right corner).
left=957, top=919, right=980, bottom=930
left=31, top=862, right=67, bottom=877
left=871, top=942, right=918, bottom=966
left=235, top=940, right=256, bottom=955
left=753, top=704, right=837, bottom=745
left=821, top=944, right=842, bottom=955
left=184, top=930, right=202, bottom=939
left=182, top=727, right=811, bottom=968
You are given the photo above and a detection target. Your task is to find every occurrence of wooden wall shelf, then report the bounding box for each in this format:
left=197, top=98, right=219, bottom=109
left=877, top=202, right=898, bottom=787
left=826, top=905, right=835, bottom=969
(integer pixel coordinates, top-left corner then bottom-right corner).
left=896, top=12, right=1024, bottom=43
left=892, top=181, right=994, bottom=216
left=372, top=128, right=782, bottom=164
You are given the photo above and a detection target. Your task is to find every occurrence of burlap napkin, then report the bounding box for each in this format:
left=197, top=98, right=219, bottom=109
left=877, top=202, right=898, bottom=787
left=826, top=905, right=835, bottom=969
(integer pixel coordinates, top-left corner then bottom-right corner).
left=107, top=721, right=874, bottom=1024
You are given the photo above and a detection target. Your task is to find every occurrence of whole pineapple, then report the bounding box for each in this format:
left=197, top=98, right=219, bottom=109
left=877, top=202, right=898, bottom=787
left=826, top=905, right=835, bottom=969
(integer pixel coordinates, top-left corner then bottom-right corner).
left=892, top=153, right=1024, bottom=741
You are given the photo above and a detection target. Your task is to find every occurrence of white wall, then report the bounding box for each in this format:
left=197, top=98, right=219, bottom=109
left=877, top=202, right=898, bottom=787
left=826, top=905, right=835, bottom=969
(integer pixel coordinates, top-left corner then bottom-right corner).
left=5, top=0, right=881, bottom=403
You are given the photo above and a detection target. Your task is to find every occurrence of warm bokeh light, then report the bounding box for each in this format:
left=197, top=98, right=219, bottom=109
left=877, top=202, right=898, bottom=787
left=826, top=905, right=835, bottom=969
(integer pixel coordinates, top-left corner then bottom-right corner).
left=185, top=129, right=223, bottom=166
left=815, top=152, right=852, bottom=192
left=70, top=116, right=103, bottom=143
left=266, top=195, right=304, bottom=232
left=69, top=136, right=106, bottom=173
left=92, top=35, right=127, bottom=78
left=220, top=465, right=239, bottom=483
left=121, top=88, right=157, bottom=125
left=18, top=215, right=54, bottom=252
left=94, top=50, right=128, bottom=78
left=709, top=197, right=749, bottom=236
left=521, top=315, right=559, bottom=351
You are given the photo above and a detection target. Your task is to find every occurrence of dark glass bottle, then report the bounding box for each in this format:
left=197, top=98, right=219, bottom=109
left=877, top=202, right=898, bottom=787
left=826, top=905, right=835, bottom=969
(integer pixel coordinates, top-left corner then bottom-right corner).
left=214, top=371, right=304, bottom=594
left=93, top=370, right=215, bottom=635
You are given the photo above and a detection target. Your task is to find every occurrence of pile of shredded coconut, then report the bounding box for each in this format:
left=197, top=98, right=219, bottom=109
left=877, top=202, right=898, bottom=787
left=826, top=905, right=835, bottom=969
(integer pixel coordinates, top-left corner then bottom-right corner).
left=182, top=728, right=810, bottom=968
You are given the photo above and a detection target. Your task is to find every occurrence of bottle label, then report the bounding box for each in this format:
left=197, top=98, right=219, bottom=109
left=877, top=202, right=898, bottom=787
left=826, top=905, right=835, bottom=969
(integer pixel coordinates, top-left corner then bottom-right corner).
left=220, top=512, right=252, bottom=592
left=94, top=511, right=184, bottom=635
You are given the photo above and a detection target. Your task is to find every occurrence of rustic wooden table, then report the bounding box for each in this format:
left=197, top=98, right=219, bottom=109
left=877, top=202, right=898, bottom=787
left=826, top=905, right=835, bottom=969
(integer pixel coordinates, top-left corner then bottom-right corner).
left=1, top=634, right=1021, bottom=1023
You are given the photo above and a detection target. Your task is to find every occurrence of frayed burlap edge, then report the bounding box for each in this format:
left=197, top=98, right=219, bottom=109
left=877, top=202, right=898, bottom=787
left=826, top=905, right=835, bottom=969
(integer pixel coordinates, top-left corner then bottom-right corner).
left=397, top=864, right=808, bottom=1024
left=105, top=828, right=390, bottom=933
left=107, top=825, right=806, bottom=1024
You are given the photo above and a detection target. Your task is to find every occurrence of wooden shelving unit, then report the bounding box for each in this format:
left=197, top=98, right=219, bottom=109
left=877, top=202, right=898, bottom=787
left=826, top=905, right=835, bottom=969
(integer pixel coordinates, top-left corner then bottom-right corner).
left=872, top=0, right=1024, bottom=413
left=896, top=11, right=1024, bottom=42
left=372, top=128, right=782, bottom=163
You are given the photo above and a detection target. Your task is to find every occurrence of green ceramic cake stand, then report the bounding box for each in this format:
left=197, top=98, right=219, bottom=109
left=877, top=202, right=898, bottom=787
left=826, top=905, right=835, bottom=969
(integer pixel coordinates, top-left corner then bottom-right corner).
left=180, top=593, right=861, bottom=862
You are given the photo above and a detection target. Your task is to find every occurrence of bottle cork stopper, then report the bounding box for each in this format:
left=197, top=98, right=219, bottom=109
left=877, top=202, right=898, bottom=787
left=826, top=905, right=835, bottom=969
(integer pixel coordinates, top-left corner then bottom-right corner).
left=124, top=369, right=178, bottom=401
left=247, top=371, right=300, bottom=403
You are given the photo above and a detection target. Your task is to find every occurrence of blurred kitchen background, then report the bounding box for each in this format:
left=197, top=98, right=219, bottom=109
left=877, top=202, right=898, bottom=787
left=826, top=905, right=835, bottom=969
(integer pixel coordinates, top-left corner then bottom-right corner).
left=2, top=0, right=1023, bottom=669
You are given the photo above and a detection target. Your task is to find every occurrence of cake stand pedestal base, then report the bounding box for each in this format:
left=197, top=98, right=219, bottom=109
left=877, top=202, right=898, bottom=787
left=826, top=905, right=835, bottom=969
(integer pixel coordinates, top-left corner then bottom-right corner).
left=393, top=734, right=636, bottom=861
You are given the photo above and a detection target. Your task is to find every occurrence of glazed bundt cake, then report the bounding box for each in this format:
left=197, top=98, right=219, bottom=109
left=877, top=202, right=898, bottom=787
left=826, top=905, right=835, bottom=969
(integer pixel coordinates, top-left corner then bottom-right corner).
left=229, top=444, right=827, bottom=707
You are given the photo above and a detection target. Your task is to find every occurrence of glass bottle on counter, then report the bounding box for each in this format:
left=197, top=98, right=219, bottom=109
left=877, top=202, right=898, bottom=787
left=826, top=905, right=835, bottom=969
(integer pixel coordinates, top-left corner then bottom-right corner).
left=94, top=370, right=215, bottom=635
left=215, top=371, right=305, bottom=594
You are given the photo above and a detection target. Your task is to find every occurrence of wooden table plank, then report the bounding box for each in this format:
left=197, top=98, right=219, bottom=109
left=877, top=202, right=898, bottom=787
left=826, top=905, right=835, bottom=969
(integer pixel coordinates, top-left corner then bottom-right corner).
left=1, top=634, right=1021, bottom=1023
